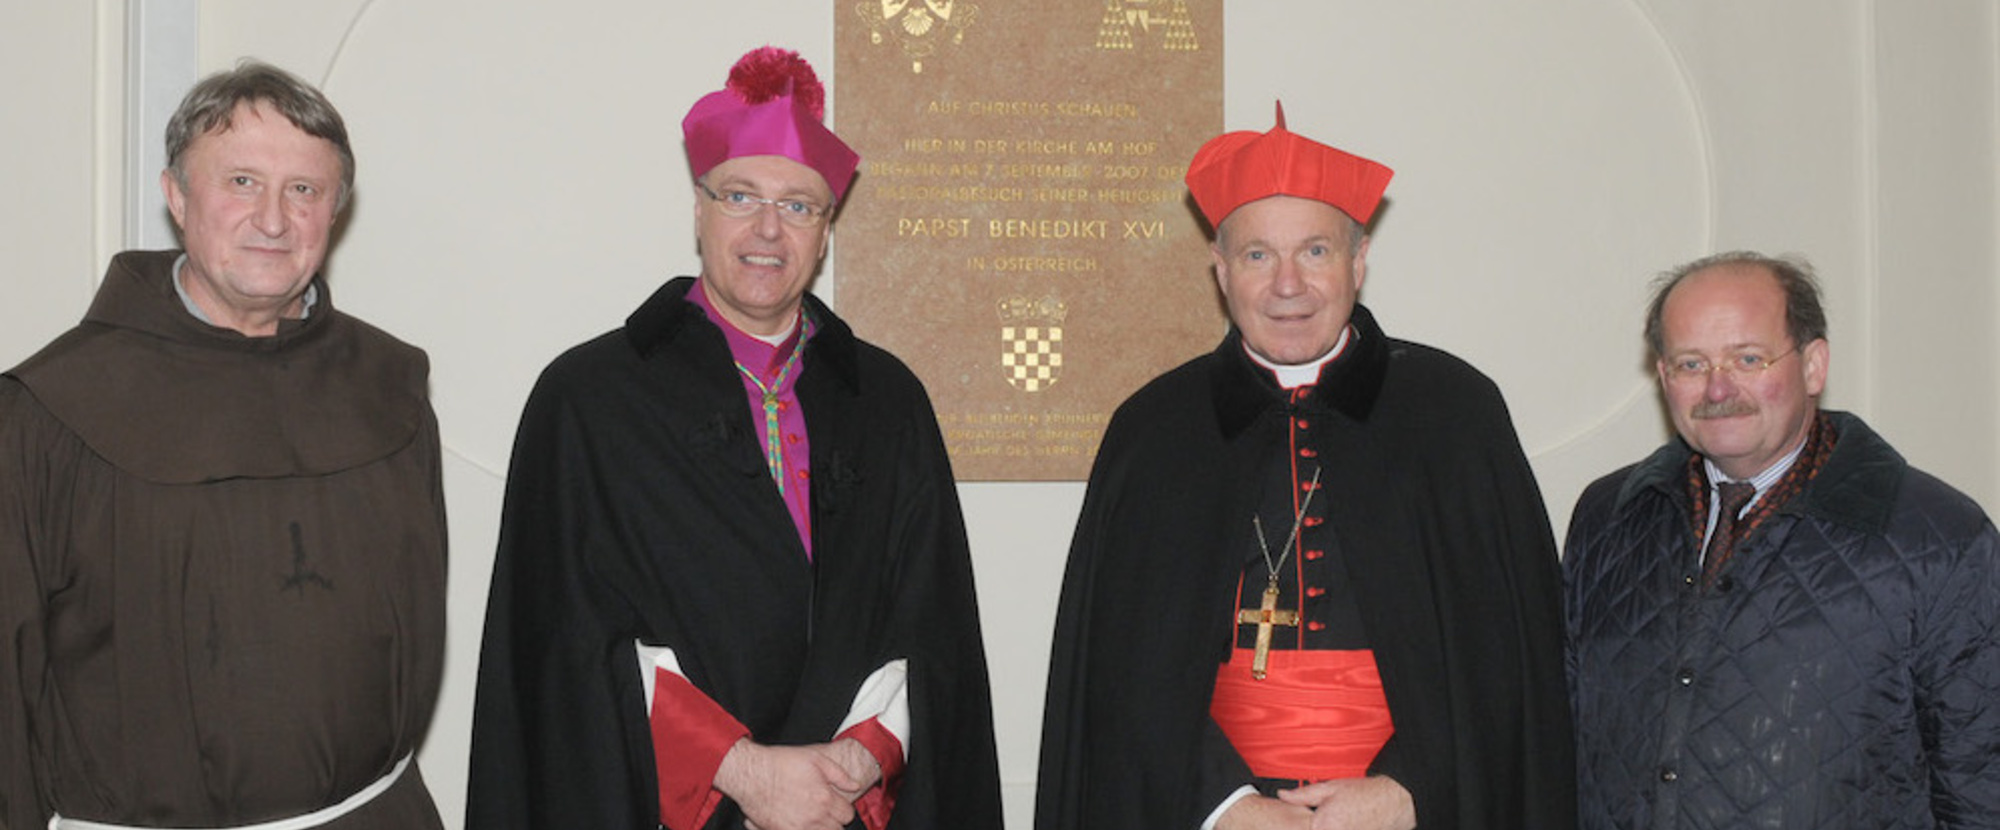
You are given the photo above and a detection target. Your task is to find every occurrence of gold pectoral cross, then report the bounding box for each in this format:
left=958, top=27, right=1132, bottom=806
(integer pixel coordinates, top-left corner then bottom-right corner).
left=1236, top=581, right=1299, bottom=680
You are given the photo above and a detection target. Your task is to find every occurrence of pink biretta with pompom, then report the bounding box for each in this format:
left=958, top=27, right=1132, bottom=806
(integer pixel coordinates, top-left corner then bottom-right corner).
left=682, top=46, right=861, bottom=201
left=1184, top=102, right=1394, bottom=230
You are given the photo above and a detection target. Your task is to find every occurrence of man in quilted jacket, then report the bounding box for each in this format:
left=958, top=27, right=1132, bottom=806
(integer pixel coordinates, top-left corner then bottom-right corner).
left=1564, top=251, right=1999, bottom=828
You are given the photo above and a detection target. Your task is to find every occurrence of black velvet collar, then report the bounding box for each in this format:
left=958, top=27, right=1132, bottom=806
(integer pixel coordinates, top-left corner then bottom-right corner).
left=1211, top=303, right=1391, bottom=439
left=623, top=276, right=863, bottom=394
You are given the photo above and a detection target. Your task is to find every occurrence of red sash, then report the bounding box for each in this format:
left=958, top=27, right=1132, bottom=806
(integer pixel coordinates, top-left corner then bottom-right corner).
left=1209, top=648, right=1394, bottom=781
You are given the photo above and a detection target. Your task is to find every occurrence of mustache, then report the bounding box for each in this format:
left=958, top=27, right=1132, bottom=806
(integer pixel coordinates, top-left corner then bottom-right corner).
left=1691, top=398, right=1758, bottom=419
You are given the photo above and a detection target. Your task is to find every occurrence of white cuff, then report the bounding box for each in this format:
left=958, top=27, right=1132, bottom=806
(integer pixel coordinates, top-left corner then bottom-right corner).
left=635, top=641, right=685, bottom=715
left=1200, top=786, right=1258, bottom=830
left=836, top=658, right=910, bottom=761
left=639, top=643, right=909, bottom=762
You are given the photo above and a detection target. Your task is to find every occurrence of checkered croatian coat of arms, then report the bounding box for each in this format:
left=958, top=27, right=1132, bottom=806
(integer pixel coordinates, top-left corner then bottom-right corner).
left=997, top=295, right=1067, bottom=392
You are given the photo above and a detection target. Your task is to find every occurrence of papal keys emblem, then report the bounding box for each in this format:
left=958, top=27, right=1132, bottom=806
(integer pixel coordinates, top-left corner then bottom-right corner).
left=997, top=295, right=1068, bottom=393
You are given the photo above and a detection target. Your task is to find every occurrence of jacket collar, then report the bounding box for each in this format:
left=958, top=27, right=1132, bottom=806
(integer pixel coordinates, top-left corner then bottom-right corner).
left=1212, top=303, right=1390, bottom=439
left=623, top=276, right=862, bottom=393
left=1614, top=410, right=1905, bottom=535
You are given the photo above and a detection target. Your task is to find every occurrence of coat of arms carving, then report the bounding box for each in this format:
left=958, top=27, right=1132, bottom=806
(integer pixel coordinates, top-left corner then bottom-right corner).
left=997, top=295, right=1068, bottom=392
left=857, top=0, right=980, bottom=73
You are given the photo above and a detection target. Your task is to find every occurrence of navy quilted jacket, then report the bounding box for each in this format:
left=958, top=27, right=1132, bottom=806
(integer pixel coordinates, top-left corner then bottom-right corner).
left=1564, top=412, right=2000, bottom=829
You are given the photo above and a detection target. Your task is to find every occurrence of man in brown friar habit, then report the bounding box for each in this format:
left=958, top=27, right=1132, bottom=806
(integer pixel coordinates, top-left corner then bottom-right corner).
left=1, top=61, right=447, bottom=830
left=1034, top=104, right=1574, bottom=830
left=465, top=47, right=1002, bottom=830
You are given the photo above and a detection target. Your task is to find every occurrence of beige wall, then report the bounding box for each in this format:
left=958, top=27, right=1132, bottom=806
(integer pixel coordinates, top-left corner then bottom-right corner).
left=5, top=3, right=1996, bottom=828
left=1, top=2, right=104, bottom=366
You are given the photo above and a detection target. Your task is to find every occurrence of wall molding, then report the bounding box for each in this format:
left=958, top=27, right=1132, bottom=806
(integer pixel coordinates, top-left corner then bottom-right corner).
left=123, top=0, right=197, bottom=251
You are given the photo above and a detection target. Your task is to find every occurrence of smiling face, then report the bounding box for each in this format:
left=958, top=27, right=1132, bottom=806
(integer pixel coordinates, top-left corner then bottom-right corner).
left=1656, top=263, right=1828, bottom=480
left=693, top=155, right=836, bottom=336
left=1211, top=195, right=1369, bottom=365
left=162, top=100, right=344, bottom=336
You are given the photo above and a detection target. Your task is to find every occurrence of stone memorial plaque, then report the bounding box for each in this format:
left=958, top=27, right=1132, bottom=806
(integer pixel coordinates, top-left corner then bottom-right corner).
left=835, top=0, right=1224, bottom=480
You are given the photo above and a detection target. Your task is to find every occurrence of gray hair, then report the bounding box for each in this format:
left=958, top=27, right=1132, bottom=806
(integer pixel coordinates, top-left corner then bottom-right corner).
left=165, top=60, right=354, bottom=209
left=1644, top=250, right=1827, bottom=357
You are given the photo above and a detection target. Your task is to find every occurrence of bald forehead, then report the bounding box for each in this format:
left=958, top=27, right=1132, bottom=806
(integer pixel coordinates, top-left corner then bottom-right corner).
left=1669, top=263, right=1783, bottom=308
left=1689, top=261, right=1779, bottom=287
left=1661, top=262, right=1789, bottom=337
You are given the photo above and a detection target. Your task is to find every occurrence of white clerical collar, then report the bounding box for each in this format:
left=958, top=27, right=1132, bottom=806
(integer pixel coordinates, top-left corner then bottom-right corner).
left=1245, top=326, right=1353, bottom=389
left=746, top=315, right=799, bottom=347
left=172, top=254, right=317, bottom=325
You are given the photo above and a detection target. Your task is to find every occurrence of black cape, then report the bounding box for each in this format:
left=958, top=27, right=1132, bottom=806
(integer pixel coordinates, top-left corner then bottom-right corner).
left=466, top=277, right=1001, bottom=830
left=1035, top=306, right=1574, bottom=830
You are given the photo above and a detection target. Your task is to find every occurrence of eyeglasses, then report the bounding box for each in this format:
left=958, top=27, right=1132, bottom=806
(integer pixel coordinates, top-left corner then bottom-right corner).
left=1662, top=346, right=1799, bottom=383
left=697, top=182, right=830, bottom=228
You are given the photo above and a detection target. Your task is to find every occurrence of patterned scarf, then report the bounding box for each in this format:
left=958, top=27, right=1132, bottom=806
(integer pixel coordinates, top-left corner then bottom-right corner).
left=1685, top=410, right=1839, bottom=554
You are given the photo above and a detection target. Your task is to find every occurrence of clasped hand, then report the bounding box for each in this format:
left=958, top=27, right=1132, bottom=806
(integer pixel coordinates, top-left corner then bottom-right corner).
left=1218, top=775, right=1415, bottom=830
left=714, top=737, right=883, bottom=830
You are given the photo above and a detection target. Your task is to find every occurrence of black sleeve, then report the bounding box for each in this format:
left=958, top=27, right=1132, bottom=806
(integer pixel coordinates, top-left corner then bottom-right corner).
left=464, top=372, right=656, bottom=830
left=1192, top=715, right=1257, bottom=826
